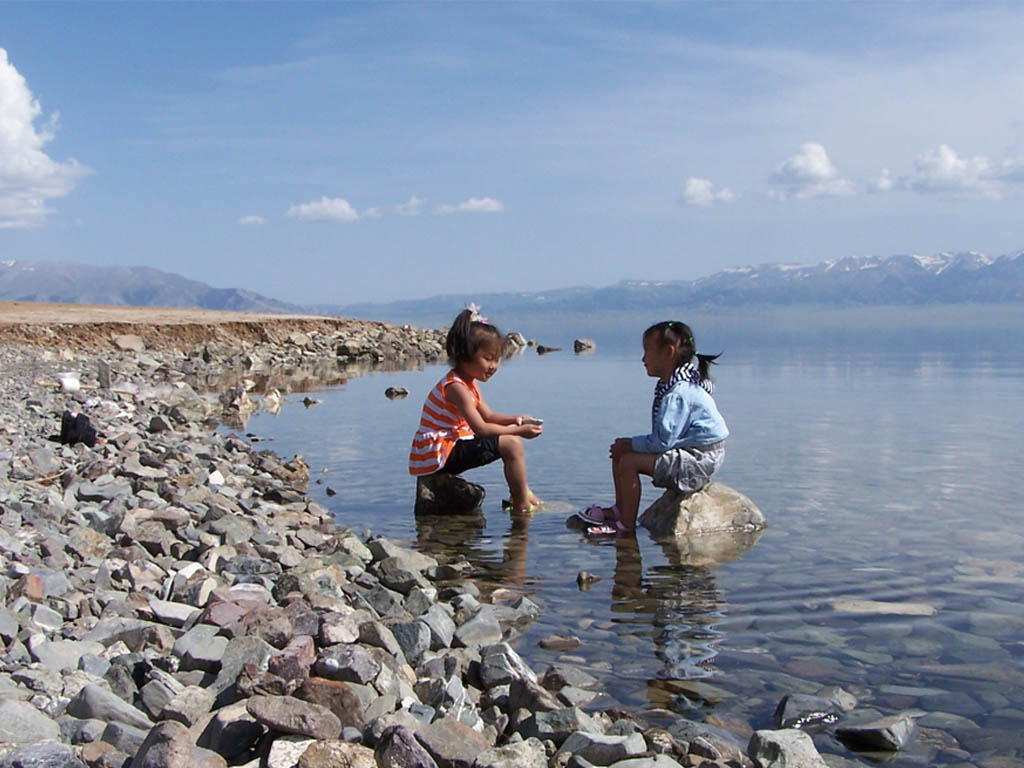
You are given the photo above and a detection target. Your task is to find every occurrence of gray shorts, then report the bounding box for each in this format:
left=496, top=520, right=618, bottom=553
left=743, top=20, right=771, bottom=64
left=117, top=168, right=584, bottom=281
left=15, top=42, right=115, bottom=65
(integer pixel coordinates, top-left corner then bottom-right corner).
left=652, top=442, right=725, bottom=494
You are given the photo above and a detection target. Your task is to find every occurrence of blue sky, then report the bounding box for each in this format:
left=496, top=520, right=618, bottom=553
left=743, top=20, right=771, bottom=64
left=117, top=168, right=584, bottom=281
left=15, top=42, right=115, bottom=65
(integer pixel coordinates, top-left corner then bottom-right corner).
left=2, top=2, right=1024, bottom=305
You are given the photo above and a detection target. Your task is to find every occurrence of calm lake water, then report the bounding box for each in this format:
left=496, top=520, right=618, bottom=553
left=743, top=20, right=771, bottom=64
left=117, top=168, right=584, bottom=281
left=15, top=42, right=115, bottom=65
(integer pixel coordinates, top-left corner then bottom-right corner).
left=235, top=343, right=1024, bottom=765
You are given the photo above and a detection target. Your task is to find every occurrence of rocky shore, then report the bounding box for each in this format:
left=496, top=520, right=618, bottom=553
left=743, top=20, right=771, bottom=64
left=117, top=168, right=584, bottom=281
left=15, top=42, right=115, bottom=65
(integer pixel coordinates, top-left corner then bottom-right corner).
left=0, top=313, right=904, bottom=768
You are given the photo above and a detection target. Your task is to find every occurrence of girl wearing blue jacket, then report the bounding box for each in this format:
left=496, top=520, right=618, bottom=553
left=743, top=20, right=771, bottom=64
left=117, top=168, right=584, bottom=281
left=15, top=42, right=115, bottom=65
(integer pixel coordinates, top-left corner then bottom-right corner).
left=580, top=321, right=728, bottom=534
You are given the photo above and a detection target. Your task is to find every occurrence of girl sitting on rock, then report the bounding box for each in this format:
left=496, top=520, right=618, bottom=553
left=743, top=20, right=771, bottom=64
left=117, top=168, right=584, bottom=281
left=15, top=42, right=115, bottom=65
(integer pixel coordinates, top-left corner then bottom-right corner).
left=409, top=307, right=543, bottom=514
left=579, top=320, right=728, bottom=535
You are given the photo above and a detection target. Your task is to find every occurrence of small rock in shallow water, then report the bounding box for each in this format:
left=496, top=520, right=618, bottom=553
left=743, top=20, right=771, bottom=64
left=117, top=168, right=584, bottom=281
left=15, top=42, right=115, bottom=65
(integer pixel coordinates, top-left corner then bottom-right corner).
left=385, top=386, right=409, bottom=399
left=539, top=634, right=582, bottom=651
left=577, top=572, right=600, bottom=589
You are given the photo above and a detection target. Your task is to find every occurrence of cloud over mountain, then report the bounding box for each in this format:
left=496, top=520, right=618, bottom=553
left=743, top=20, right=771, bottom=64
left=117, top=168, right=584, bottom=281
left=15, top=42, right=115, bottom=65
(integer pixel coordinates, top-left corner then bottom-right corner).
left=0, top=48, right=90, bottom=229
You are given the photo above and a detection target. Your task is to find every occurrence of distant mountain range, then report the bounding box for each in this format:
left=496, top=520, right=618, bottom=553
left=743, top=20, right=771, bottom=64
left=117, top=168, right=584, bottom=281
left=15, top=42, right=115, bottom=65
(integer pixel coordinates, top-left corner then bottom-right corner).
left=333, top=249, right=1024, bottom=324
left=2, top=250, right=1022, bottom=322
left=0, top=260, right=302, bottom=314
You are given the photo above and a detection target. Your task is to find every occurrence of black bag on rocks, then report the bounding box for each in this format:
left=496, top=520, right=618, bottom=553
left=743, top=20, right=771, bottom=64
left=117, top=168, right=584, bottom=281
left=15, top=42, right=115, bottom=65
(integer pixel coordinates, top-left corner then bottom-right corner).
left=60, top=410, right=97, bottom=447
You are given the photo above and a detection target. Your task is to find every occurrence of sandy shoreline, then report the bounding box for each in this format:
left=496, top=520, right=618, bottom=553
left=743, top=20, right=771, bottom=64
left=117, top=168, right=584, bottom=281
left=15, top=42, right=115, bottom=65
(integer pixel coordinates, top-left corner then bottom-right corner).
left=0, top=301, right=409, bottom=351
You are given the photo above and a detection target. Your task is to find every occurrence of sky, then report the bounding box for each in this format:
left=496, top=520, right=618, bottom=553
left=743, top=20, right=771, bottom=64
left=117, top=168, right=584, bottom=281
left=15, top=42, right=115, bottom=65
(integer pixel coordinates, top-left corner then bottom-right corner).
left=2, top=2, right=1024, bottom=305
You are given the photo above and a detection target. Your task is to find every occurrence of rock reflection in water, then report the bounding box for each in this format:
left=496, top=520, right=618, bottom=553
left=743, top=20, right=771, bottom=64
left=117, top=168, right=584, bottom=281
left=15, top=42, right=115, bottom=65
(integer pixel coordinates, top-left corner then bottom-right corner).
left=414, top=512, right=534, bottom=593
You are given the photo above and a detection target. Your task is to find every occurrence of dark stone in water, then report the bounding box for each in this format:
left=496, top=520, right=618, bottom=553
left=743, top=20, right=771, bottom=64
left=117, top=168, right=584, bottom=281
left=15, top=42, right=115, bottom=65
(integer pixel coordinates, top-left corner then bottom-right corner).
left=415, top=474, right=485, bottom=515
left=774, top=693, right=842, bottom=731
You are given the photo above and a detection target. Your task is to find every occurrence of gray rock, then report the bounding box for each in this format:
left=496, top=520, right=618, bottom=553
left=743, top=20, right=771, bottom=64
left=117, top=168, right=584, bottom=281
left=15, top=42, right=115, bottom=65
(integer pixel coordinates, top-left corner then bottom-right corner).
left=196, top=701, right=264, bottom=761
left=474, top=738, right=547, bottom=768
left=385, top=386, right=409, bottom=399
left=161, top=685, right=216, bottom=726
left=101, top=721, right=150, bottom=754
left=415, top=474, right=485, bottom=516
left=519, top=707, right=601, bottom=745
left=0, top=742, right=86, bottom=768
left=391, top=621, right=432, bottom=666
left=607, top=757, right=684, bottom=768
left=140, top=678, right=183, bottom=720
left=638, top=483, right=766, bottom=562
left=419, top=605, right=456, bottom=650
left=65, top=683, right=152, bottom=730
left=454, top=607, right=503, bottom=648
left=773, top=693, right=842, bottom=730
left=172, top=623, right=228, bottom=672
left=133, top=719, right=227, bottom=768
left=554, top=732, right=647, bottom=765
left=246, top=694, right=342, bottom=740
left=374, top=724, right=439, bottom=768
left=835, top=713, right=917, bottom=751
left=416, top=716, right=492, bottom=768
left=27, top=636, right=104, bottom=671
left=573, top=338, right=596, bottom=354
left=314, top=644, right=382, bottom=685
left=0, top=699, right=61, bottom=745
left=748, top=729, right=830, bottom=768
left=210, top=635, right=276, bottom=700
left=479, top=644, right=537, bottom=688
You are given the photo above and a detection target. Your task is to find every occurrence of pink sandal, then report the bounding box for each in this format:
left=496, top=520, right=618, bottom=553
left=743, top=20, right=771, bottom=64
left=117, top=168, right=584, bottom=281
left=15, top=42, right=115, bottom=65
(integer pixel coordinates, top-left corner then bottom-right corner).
left=577, top=504, right=620, bottom=526
left=586, top=518, right=627, bottom=536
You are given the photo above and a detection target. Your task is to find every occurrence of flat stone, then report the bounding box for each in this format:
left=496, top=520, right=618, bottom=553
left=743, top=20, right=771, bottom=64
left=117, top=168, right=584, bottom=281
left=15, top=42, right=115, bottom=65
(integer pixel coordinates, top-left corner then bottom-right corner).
left=113, top=334, right=145, bottom=352
left=314, top=643, right=381, bottom=685
left=66, top=683, right=152, bottom=730
left=101, top=721, right=149, bottom=755
left=162, top=685, right=216, bottom=726
left=149, top=598, right=200, bottom=628
left=773, top=693, right=843, bottom=730
left=172, top=623, right=228, bottom=672
left=28, top=636, right=105, bottom=671
left=835, top=713, right=917, bottom=751
left=479, top=643, right=537, bottom=688
left=554, top=731, right=647, bottom=764
left=831, top=599, right=937, bottom=616
left=246, top=694, right=342, bottom=740
left=416, top=717, right=491, bottom=768
left=748, top=729, right=829, bottom=768
left=296, top=677, right=368, bottom=731
left=454, top=608, right=503, bottom=648
left=0, top=698, right=61, bottom=745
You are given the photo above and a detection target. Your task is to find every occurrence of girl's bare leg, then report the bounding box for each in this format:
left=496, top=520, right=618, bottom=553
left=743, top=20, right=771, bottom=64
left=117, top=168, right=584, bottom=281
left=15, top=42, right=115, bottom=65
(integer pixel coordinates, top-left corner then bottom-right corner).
left=499, top=435, right=537, bottom=511
left=613, top=452, right=657, bottom=530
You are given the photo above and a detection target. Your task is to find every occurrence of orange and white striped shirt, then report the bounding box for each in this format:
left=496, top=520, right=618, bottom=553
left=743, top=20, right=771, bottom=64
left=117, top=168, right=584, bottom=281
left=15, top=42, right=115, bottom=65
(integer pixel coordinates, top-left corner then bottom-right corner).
left=409, top=370, right=481, bottom=476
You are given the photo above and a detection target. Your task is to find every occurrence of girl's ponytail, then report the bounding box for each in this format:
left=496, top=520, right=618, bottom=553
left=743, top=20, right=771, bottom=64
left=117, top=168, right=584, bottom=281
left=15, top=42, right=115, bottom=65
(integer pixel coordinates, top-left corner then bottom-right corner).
left=644, top=320, right=720, bottom=383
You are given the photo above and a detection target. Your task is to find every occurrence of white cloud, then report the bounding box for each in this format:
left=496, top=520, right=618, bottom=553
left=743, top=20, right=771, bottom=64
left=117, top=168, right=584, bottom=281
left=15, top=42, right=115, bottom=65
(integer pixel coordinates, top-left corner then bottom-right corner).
left=286, top=196, right=360, bottom=222
left=680, top=177, right=735, bottom=206
left=909, top=144, right=1001, bottom=199
left=434, top=196, right=504, bottom=215
left=998, top=158, right=1024, bottom=183
left=0, top=48, right=90, bottom=229
left=769, top=142, right=855, bottom=200
left=238, top=214, right=266, bottom=225
left=362, top=206, right=382, bottom=219
left=395, top=195, right=425, bottom=216
left=869, top=168, right=895, bottom=194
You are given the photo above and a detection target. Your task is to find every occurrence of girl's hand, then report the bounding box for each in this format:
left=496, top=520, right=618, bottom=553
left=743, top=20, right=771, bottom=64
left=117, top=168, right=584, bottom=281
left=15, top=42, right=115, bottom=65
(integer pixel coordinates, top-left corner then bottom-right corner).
left=518, top=423, right=543, bottom=439
left=609, top=437, right=632, bottom=459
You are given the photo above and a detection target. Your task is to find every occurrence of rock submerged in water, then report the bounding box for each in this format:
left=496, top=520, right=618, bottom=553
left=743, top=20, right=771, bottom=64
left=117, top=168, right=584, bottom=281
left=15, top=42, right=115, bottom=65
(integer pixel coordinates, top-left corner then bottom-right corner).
left=573, top=338, right=596, bottom=354
left=385, top=386, right=409, bottom=399
left=639, top=483, right=766, bottom=565
left=536, top=345, right=561, bottom=355
left=415, top=473, right=485, bottom=515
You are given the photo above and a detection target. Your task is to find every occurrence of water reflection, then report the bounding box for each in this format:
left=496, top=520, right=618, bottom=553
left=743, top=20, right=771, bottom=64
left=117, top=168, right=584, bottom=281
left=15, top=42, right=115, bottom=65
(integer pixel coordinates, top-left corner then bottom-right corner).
left=413, top=512, right=534, bottom=592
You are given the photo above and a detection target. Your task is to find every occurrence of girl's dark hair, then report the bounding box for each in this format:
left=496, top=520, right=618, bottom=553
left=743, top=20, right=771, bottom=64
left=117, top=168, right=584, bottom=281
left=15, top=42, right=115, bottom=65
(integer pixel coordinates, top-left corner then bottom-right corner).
left=446, top=309, right=503, bottom=365
left=643, top=320, right=720, bottom=381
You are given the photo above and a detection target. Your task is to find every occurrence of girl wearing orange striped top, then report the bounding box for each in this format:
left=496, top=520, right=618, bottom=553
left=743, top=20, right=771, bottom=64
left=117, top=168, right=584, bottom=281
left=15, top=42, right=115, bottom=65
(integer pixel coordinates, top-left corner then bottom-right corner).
left=409, top=308, right=543, bottom=513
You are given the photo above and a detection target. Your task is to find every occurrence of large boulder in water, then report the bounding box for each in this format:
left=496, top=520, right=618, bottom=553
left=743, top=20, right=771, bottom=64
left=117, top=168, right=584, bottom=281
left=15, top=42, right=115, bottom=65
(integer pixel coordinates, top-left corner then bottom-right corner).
left=639, top=483, right=766, bottom=564
left=415, top=474, right=485, bottom=515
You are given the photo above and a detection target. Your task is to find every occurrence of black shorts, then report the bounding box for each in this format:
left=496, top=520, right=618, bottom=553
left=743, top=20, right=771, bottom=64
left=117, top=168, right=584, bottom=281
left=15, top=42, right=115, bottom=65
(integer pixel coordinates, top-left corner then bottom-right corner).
left=439, top=436, right=501, bottom=475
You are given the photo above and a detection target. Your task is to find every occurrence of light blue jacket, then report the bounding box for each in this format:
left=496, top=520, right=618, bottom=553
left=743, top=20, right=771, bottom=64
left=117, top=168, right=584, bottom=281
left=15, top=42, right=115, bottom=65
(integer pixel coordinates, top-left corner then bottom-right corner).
left=631, top=380, right=729, bottom=454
